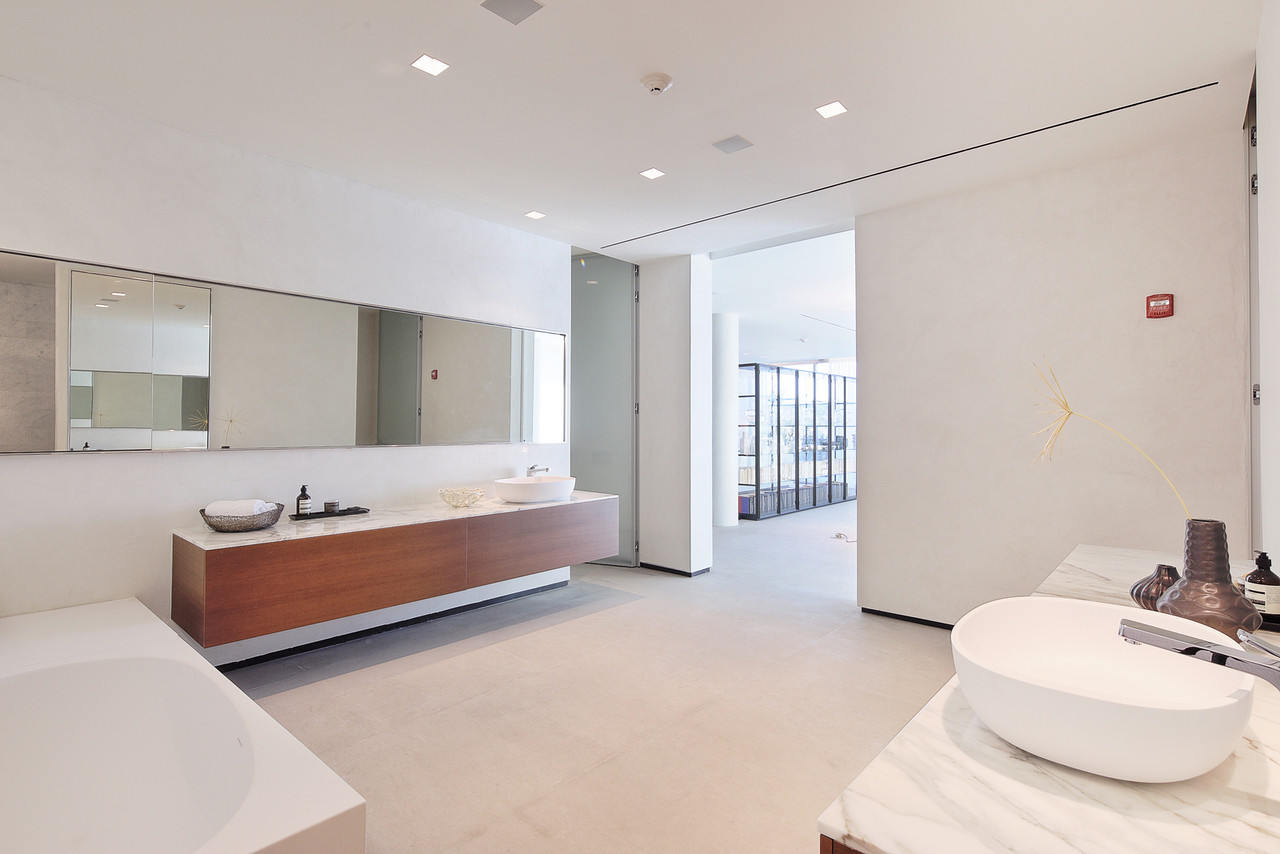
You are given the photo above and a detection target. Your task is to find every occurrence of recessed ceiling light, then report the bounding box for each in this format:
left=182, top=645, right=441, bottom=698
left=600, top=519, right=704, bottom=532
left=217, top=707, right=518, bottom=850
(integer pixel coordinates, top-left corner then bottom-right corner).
left=111, top=291, right=127, bottom=297
left=202, top=323, right=210, bottom=328
left=640, top=168, right=665, bottom=180
left=816, top=100, right=847, bottom=119
left=411, top=54, right=449, bottom=76
left=525, top=210, right=546, bottom=219
left=94, top=303, right=109, bottom=308
left=586, top=280, right=599, bottom=284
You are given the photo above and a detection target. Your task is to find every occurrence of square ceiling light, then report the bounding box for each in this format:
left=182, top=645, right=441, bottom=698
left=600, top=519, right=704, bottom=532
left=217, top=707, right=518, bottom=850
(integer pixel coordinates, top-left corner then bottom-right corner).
left=525, top=210, right=546, bottom=219
left=411, top=54, right=449, bottom=76
left=481, top=0, right=544, bottom=25
left=816, top=100, right=847, bottom=118
left=640, top=168, right=665, bottom=180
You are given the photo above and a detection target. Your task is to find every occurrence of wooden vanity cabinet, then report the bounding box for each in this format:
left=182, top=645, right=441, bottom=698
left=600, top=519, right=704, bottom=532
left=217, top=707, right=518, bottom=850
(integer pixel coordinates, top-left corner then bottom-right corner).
left=173, top=496, right=618, bottom=647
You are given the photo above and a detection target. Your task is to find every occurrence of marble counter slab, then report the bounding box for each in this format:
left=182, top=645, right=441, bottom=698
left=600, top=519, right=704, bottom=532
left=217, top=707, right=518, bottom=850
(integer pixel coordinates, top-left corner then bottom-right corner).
left=175, top=490, right=616, bottom=550
left=819, top=544, right=1280, bottom=854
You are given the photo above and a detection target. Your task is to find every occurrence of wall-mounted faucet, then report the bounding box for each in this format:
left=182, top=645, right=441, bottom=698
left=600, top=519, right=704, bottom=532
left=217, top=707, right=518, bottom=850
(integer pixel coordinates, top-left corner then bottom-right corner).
left=526, top=465, right=549, bottom=477
left=1118, top=619, right=1280, bottom=691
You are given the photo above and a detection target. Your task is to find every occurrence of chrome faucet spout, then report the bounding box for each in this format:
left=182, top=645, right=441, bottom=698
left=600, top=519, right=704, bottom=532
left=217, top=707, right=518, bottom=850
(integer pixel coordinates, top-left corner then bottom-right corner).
left=1118, top=619, right=1280, bottom=691
left=526, top=465, right=549, bottom=477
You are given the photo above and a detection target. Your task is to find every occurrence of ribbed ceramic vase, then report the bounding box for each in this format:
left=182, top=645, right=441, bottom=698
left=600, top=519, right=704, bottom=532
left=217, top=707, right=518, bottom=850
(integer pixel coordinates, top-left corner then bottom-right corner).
left=1156, top=519, right=1262, bottom=636
left=1129, top=564, right=1179, bottom=611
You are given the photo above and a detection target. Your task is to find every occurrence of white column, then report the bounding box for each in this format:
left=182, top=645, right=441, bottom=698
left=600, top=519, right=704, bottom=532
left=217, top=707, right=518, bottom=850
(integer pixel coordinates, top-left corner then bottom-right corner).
left=712, top=313, right=740, bottom=526
left=637, top=254, right=714, bottom=574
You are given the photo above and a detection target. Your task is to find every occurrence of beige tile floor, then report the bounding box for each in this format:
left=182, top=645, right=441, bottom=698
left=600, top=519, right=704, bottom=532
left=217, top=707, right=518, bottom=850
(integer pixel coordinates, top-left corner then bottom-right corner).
left=230, top=502, right=956, bottom=853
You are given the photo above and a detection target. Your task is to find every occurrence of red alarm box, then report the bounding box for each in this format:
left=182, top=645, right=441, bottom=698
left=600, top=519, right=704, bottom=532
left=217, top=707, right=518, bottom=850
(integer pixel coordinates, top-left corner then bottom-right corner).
left=1146, top=294, right=1174, bottom=319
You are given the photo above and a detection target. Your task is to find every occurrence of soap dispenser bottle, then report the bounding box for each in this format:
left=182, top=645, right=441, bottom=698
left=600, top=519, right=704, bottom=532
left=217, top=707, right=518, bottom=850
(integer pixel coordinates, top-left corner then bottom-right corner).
left=296, top=485, right=312, bottom=516
left=1245, top=551, right=1280, bottom=619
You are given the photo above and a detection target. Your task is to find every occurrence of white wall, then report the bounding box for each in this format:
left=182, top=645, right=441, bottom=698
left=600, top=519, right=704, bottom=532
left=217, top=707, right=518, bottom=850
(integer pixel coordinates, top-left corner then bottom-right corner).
left=711, top=313, right=739, bottom=526
left=637, top=254, right=713, bottom=574
left=1258, top=2, right=1280, bottom=556
left=856, top=129, right=1250, bottom=625
left=0, top=78, right=569, bottom=630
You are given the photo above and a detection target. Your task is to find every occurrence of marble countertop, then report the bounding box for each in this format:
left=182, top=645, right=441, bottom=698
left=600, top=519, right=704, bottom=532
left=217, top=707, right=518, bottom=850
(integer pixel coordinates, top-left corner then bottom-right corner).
left=175, top=490, right=616, bottom=550
left=819, top=544, right=1280, bottom=854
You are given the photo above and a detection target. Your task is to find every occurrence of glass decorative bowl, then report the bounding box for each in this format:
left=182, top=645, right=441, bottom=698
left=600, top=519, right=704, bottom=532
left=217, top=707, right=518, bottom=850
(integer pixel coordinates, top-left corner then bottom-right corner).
left=439, top=487, right=486, bottom=508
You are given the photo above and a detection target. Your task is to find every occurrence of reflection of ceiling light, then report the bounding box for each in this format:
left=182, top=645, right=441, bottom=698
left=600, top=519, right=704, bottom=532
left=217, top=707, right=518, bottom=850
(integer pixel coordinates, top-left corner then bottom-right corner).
left=586, top=280, right=598, bottom=284
left=816, top=100, right=847, bottom=118
left=411, top=54, right=449, bottom=76
left=640, top=168, right=665, bottom=180
left=94, top=303, right=109, bottom=308
left=111, top=291, right=127, bottom=297
left=202, top=324, right=210, bottom=328
left=525, top=210, right=546, bottom=219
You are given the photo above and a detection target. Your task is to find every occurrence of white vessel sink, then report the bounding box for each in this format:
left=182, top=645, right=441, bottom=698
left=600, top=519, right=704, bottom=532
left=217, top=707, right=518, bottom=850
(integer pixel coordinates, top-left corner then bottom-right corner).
left=952, top=596, right=1254, bottom=783
left=493, top=475, right=576, bottom=503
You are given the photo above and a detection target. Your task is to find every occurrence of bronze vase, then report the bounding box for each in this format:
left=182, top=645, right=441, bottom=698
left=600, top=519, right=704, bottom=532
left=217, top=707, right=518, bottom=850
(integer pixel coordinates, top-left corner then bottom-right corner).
left=1156, top=519, right=1262, bottom=636
left=1130, top=564, right=1179, bottom=611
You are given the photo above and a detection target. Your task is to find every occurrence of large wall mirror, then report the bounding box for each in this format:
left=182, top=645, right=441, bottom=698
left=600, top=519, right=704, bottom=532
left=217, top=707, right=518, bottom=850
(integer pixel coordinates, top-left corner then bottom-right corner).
left=0, top=250, right=565, bottom=453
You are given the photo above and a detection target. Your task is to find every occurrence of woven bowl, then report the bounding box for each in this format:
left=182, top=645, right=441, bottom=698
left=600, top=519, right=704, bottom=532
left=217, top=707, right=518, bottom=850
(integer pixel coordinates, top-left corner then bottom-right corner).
left=439, top=487, right=485, bottom=509
left=199, top=502, right=285, bottom=533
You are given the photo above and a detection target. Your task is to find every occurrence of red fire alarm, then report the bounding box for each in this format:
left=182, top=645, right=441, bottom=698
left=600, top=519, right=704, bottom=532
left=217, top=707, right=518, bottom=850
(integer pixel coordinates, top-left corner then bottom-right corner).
left=1146, top=293, right=1174, bottom=319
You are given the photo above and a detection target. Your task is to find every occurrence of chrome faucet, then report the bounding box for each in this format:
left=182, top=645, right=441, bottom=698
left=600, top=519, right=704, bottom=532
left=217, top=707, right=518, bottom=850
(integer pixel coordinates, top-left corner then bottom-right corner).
left=526, top=465, right=549, bottom=476
left=1118, top=619, right=1280, bottom=691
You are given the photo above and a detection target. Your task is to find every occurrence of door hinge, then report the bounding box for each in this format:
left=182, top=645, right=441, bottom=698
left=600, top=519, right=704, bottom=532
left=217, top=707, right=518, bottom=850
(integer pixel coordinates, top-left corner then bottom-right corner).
left=1252, top=174, right=1259, bottom=196
left=1254, top=383, right=1262, bottom=406
left=634, top=290, right=640, bottom=303
left=1252, top=125, right=1258, bottom=147
left=634, top=541, right=640, bottom=554
left=634, top=402, right=640, bottom=414
left=418, top=406, right=423, bottom=416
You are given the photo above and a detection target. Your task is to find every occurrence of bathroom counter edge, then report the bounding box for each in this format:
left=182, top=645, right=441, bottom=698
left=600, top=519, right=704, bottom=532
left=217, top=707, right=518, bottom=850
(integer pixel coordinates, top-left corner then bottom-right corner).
left=818, top=543, right=1280, bottom=854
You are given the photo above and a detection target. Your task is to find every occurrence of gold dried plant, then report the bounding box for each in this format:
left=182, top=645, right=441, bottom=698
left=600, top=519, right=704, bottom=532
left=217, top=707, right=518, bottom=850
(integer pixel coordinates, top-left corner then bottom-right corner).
left=1034, top=363, right=1189, bottom=519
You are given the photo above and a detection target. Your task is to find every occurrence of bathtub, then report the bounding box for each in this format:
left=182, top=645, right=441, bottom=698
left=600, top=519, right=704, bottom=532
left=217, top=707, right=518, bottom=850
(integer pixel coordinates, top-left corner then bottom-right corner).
left=0, top=599, right=364, bottom=854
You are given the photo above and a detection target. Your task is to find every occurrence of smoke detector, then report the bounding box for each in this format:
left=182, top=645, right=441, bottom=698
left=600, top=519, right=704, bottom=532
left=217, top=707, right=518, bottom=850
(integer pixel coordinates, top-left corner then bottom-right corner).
left=642, top=72, right=673, bottom=95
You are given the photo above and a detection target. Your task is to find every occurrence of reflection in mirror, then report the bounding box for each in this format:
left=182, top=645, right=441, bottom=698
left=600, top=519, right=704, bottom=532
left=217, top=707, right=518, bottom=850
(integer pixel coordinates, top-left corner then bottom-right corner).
left=519, top=330, right=566, bottom=444
left=66, top=267, right=210, bottom=450
left=0, top=252, right=57, bottom=452
left=0, top=248, right=566, bottom=453
left=207, top=285, right=352, bottom=449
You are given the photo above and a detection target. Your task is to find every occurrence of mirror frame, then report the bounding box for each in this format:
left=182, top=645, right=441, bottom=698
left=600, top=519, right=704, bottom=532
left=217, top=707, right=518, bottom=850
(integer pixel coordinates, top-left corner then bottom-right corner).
left=0, top=246, right=568, bottom=455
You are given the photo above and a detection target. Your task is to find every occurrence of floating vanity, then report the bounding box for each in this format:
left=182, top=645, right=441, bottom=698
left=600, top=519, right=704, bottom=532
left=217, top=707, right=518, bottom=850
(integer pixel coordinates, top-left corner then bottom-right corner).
left=172, top=491, right=617, bottom=648
left=819, top=544, right=1280, bottom=854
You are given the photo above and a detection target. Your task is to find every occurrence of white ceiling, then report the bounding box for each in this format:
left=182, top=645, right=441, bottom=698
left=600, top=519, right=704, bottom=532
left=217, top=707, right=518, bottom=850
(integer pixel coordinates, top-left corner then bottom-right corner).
left=712, top=230, right=854, bottom=364
left=0, top=1, right=1260, bottom=262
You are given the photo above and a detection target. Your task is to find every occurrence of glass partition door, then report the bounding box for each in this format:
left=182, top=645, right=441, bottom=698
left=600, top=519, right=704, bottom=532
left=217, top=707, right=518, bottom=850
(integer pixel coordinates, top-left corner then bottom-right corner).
left=832, top=377, right=846, bottom=501
left=798, top=370, right=815, bottom=510
left=779, top=368, right=797, bottom=513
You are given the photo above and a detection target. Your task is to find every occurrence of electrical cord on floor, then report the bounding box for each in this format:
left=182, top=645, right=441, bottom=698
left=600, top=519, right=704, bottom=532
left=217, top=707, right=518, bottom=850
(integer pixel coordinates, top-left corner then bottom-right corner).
left=832, top=532, right=856, bottom=543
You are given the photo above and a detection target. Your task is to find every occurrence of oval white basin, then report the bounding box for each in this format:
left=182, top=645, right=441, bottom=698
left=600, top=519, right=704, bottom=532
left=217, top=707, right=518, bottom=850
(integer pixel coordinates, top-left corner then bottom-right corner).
left=494, top=475, right=576, bottom=503
left=952, top=596, right=1254, bottom=783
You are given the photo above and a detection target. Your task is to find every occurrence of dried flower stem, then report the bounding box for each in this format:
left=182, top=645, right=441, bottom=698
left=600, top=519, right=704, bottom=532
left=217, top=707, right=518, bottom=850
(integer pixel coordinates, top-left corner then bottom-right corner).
left=1034, top=364, right=1190, bottom=519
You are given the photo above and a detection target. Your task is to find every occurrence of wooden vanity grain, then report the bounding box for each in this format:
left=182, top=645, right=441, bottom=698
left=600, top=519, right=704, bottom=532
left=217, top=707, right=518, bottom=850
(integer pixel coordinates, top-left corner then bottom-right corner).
left=172, top=492, right=618, bottom=647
